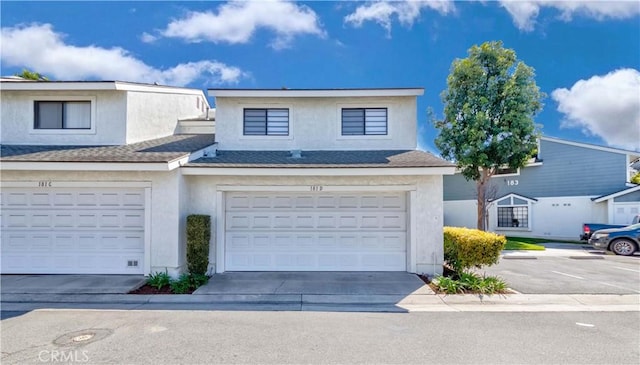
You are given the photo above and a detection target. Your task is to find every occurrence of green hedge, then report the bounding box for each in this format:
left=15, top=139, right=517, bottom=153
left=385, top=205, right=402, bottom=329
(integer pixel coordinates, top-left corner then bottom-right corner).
left=186, top=214, right=210, bottom=276
left=443, top=226, right=506, bottom=273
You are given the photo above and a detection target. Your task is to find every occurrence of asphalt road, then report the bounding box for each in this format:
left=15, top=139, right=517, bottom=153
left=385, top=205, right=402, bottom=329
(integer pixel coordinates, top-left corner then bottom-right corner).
left=481, top=252, right=640, bottom=294
left=2, top=309, right=639, bottom=364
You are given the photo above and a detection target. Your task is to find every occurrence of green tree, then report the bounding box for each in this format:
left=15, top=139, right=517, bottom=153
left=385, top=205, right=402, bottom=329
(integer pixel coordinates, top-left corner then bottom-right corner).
left=433, top=41, right=544, bottom=230
left=15, top=69, right=49, bottom=81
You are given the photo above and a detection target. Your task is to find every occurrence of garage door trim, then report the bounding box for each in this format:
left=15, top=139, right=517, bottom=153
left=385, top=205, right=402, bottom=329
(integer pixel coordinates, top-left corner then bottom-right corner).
left=215, top=185, right=417, bottom=273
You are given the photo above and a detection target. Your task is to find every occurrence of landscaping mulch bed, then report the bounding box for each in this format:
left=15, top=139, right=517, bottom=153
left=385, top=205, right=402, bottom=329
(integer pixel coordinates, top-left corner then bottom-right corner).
left=129, top=284, right=195, bottom=295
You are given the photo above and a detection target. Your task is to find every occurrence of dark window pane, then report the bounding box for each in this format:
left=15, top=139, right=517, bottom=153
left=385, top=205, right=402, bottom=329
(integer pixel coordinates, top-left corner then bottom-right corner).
left=35, top=102, right=63, bottom=129
left=497, top=206, right=529, bottom=228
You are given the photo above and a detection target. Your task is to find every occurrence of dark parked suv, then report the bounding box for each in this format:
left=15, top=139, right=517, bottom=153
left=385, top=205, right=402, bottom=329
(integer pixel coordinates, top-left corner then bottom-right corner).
left=589, top=223, right=640, bottom=256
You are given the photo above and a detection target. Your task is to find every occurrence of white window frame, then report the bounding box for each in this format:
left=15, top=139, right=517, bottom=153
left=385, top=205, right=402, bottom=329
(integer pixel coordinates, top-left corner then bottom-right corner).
left=238, top=103, right=293, bottom=141
left=494, top=195, right=533, bottom=232
left=336, top=103, right=393, bottom=141
left=29, top=95, right=97, bottom=135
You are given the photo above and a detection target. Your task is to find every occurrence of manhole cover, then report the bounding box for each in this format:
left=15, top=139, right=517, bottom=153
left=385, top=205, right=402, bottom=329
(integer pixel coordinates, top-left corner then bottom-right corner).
left=54, top=329, right=112, bottom=347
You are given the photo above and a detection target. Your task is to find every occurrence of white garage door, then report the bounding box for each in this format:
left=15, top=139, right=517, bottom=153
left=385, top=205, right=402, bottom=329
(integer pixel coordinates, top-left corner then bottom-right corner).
left=1, top=188, right=145, bottom=274
left=225, top=192, right=407, bottom=271
left=613, top=202, right=640, bottom=225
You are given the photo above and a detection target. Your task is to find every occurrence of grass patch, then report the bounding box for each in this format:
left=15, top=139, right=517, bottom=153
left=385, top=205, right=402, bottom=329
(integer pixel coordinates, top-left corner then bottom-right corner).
left=508, top=236, right=583, bottom=244
left=504, top=239, right=546, bottom=251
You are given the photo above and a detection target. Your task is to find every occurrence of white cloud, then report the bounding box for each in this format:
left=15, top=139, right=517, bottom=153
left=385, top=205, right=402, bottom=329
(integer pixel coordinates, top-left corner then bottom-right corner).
left=140, top=32, right=158, bottom=43
left=344, top=0, right=454, bottom=36
left=552, top=69, right=640, bottom=151
left=155, top=0, right=325, bottom=49
left=499, top=0, right=640, bottom=31
left=1, top=23, right=246, bottom=86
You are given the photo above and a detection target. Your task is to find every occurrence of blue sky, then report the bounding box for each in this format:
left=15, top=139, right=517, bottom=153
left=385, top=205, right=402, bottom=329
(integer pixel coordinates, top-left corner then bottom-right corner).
left=2, top=1, right=639, bottom=152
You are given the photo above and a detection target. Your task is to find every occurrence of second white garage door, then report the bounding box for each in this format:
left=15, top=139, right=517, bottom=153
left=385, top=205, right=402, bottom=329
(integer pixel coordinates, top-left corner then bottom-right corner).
left=225, top=192, right=408, bottom=271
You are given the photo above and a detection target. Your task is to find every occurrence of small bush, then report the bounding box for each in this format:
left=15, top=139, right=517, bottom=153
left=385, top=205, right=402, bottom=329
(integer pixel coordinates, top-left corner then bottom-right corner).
left=186, top=214, right=211, bottom=276
left=170, top=274, right=193, bottom=294
left=189, top=273, right=209, bottom=288
left=435, top=276, right=464, bottom=294
left=147, top=271, right=171, bottom=289
left=443, top=226, right=506, bottom=273
left=432, top=273, right=508, bottom=295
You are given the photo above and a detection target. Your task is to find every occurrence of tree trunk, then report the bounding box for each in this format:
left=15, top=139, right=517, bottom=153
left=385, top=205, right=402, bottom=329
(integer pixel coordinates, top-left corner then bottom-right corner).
left=476, top=169, right=490, bottom=231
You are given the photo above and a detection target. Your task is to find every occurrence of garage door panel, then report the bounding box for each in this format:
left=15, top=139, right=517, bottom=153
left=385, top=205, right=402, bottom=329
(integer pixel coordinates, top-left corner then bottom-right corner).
left=1, top=188, right=145, bottom=274
left=226, top=211, right=406, bottom=230
left=226, top=193, right=406, bottom=211
left=2, top=209, right=144, bottom=230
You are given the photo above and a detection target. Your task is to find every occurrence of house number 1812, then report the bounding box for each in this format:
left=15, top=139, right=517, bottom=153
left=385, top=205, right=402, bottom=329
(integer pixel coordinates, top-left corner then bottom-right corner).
left=38, top=180, right=52, bottom=187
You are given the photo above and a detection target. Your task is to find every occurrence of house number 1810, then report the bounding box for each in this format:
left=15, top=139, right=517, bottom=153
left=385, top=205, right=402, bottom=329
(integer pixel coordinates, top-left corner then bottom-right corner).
left=38, top=180, right=52, bottom=187
left=310, top=185, right=323, bottom=191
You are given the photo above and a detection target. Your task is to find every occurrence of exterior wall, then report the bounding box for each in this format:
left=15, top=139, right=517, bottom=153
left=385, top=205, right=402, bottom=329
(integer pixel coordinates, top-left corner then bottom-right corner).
left=443, top=200, right=478, bottom=229
left=444, top=139, right=630, bottom=201
left=213, top=96, right=417, bottom=151
left=185, top=174, right=443, bottom=276
left=0, top=90, right=127, bottom=145
left=614, top=190, right=640, bottom=202
left=125, top=91, right=207, bottom=144
left=444, top=196, right=607, bottom=239
left=1, top=169, right=184, bottom=277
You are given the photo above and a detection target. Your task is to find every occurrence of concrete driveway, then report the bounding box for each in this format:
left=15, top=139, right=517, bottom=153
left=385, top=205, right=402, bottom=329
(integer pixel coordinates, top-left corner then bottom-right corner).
left=0, top=275, right=146, bottom=294
left=194, top=272, right=432, bottom=296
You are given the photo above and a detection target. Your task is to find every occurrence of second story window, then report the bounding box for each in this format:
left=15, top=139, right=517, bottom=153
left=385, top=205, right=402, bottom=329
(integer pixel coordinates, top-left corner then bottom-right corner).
left=34, top=101, right=91, bottom=129
left=341, top=108, right=387, bottom=136
left=243, top=108, right=289, bottom=136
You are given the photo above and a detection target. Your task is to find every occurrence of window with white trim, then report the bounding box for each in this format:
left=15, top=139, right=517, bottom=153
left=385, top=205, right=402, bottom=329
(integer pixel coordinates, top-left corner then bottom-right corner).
left=497, top=196, right=529, bottom=228
left=34, top=101, right=91, bottom=129
left=243, top=108, right=289, bottom=136
left=341, top=108, right=387, bottom=135
left=493, top=167, right=520, bottom=176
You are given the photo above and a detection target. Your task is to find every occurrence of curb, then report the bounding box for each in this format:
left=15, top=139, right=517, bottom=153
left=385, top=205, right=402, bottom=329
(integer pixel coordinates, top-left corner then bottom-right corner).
left=2, top=293, right=639, bottom=312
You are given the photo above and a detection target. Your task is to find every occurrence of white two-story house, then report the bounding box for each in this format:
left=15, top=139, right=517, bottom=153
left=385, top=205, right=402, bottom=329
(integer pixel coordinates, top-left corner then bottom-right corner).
left=1, top=82, right=454, bottom=277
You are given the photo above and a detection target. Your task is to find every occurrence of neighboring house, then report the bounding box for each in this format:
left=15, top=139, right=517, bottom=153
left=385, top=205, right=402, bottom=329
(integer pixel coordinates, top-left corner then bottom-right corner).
left=1, top=83, right=455, bottom=277
left=443, top=136, right=640, bottom=239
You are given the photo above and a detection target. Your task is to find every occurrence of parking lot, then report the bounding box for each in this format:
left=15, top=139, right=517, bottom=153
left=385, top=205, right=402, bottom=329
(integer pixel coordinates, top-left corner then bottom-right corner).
left=480, top=245, right=640, bottom=294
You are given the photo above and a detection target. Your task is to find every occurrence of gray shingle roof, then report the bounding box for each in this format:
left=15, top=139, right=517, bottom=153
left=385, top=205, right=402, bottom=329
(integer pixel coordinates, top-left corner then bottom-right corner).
left=187, top=150, right=453, bottom=168
left=0, top=134, right=216, bottom=163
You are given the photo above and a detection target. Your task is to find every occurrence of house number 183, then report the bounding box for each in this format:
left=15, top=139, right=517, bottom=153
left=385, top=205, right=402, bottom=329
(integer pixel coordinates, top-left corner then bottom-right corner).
left=506, top=180, right=519, bottom=186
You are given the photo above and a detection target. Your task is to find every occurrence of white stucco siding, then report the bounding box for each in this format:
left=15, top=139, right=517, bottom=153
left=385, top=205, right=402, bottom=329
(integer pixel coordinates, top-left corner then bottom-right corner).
left=1, top=170, right=184, bottom=277
left=185, top=174, right=443, bottom=276
left=444, top=196, right=607, bottom=239
left=0, top=90, right=127, bottom=145
left=214, top=96, right=417, bottom=150
left=443, top=200, right=478, bottom=229
left=125, top=91, right=207, bottom=143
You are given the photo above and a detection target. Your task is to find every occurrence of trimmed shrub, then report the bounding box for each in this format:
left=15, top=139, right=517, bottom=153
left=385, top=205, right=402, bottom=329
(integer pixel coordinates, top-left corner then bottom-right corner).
left=147, top=271, right=171, bottom=290
left=170, top=274, right=193, bottom=294
left=186, top=214, right=211, bottom=276
left=443, top=226, right=506, bottom=273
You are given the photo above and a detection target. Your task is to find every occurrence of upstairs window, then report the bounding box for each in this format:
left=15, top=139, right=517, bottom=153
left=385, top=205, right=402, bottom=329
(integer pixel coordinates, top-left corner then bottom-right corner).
left=243, top=108, right=289, bottom=136
left=341, top=108, right=387, bottom=135
left=34, top=101, right=91, bottom=129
